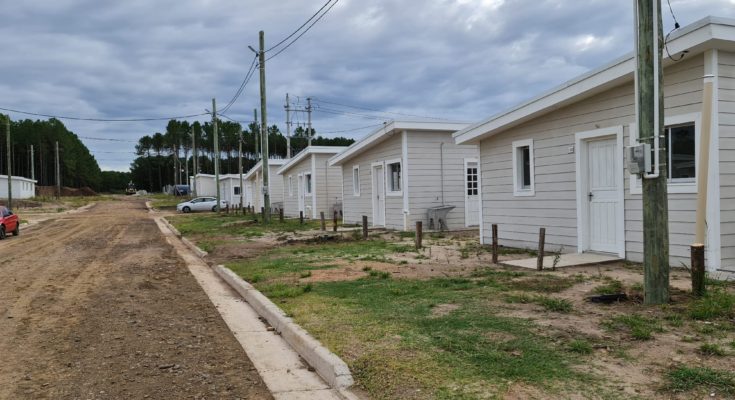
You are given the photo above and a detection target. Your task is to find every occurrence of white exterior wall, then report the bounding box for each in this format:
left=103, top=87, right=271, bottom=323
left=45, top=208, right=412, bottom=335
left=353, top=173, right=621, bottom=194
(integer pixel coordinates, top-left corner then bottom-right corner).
left=407, top=131, right=479, bottom=230
left=0, top=176, right=36, bottom=199
left=342, top=134, right=403, bottom=229
left=193, top=175, right=217, bottom=197
left=478, top=54, right=711, bottom=267
left=314, top=153, right=343, bottom=218
left=281, top=156, right=312, bottom=218
left=719, top=50, right=735, bottom=270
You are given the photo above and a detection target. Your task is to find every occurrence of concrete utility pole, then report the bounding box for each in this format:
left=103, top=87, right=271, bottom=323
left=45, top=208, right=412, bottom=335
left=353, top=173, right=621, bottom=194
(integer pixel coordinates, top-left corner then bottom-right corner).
left=307, top=97, right=313, bottom=146
left=285, top=93, right=292, bottom=158
left=636, top=0, right=670, bottom=305
left=239, top=130, right=244, bottom=211
left=191, top=127, right=197, bottom=197
left=30, top=145, right=35, bottom=181
left=256, top=31, right=271, bottom=223
left=55, top=141, right=61, bottom=199
left=5, top=116, right=12, bottom=209
left=254, top=108, right=260, bottom=160
left=213, top=98, right=221, bottom=213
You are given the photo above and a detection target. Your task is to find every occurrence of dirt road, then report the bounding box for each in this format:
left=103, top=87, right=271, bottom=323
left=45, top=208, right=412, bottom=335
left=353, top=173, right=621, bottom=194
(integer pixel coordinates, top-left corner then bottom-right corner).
left=0, top=199, right=272, bottom=400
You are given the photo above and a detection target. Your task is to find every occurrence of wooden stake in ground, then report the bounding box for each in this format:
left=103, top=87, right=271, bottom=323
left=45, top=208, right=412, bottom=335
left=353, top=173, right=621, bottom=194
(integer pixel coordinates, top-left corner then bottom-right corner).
left=300, top=211, right=304, bottom=225
left=492, top=224, right=498, bottom=264
left=362, top=216, right=368, bottom=240
left=636, top=0, right=670, bottom=304
left=537, top=227, right=546, bottom=271
left=333, top=211, right=338, bottom=232
left=415, top=221, right=423, bottom=250
left=320, top=212, right=326, bottom=231
left=691, top=244, right=705, bottom=297
left=279, top=208, right=284, bottom=222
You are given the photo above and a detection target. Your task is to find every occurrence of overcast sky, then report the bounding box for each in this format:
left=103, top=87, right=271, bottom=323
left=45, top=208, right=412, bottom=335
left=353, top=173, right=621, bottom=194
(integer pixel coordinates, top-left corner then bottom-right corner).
left=1, top=0, right=734, bottom=171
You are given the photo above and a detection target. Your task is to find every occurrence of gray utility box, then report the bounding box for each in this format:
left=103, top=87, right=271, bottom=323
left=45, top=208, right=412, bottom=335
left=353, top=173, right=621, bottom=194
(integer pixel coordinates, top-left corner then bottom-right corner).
left=628, top=143, right=651, bottom=175
left=427, top=205, right=455, bottom=231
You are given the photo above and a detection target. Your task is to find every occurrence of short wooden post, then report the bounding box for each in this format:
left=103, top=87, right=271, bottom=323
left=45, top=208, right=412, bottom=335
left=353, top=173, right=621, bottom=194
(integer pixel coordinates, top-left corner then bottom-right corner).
left=333, top=211, right=338, bottom=232
left=537, top=228, right=546, bottom=271
left=492, top=224, right=498, bottom=264
left=415, top=221, right=423, bottom=249
left=261, top=207, right=265, bottom=221
left=320, top=212, right=326, bottom=231
left=279, top=208, right=284, bottom=222
left=691, top=244, right=706, bottom=297
left=300, top=211, right=304, bottom=225
left=362, top=215, right=368, bottom=240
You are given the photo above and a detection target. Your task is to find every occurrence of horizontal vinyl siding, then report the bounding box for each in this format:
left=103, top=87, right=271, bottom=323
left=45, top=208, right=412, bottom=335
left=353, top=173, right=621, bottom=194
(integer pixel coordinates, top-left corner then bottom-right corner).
left=479, top=54, right=705, bottom=265
left=407, top=131, right=479, bottom=230
left=280, top=156, right=312, bottom=217
left=341, top=134, right=403, bottom=229
left=720, top=51, right=735, bottom=270
left=318, top=154, right=344, bottom=215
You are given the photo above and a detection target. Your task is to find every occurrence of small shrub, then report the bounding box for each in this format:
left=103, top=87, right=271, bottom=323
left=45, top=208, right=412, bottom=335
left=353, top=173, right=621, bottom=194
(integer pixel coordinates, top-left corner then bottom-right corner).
left=699, top=343, right=726, bottom=356
left=568, top=339, right=593, bottom=354
left=537, top=296, right=573, bottom=313
left=666, top=366, right=735, bottom=395
left=303, top=283, right=313, bottom=293
left=689, top=289, right=735, bottom=320
left=592, top=279, right=625, bottom=295
left=249, top=274, right=263, bottom=283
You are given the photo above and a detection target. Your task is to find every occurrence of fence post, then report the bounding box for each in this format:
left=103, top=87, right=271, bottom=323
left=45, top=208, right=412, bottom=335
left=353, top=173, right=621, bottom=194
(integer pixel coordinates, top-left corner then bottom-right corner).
left=333, top=210, right=338, bottom=232
left=492, top=224, right=498, bottom=264
left=362, top=216, right=368, bottom=240
left=279, top=207, right=284, bottom=222
left=537, top=228, right=546, bottom=271
left=320, top=212, right=326, bottom=231
left=300, top=211, right=304, bottom=225
left=416, top=221, right=423, bottom=250
left=691, top=244, right=706, bottom=297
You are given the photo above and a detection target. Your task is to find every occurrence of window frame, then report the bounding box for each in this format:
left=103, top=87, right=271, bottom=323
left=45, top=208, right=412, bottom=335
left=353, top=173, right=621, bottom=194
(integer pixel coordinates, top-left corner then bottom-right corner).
left=233, top=186, right=241, bottom=196
left=512, top=139, right=535, bottom=197
left=304, top=173, right=313, bottom=196
left=628, top=113, right=700, bottom=194
left=385, top=158, right=403, bottom=196
left=288, top=175, right=293, bottom=197
left=352, top=165, right=360, bottom=196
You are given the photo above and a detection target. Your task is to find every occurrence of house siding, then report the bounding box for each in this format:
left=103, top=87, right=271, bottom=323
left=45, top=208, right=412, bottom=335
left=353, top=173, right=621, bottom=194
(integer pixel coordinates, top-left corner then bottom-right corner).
left=342, top=133, right=403, bottom=228
left=720, top=50, right=735, bottom=270
left=479, top=54, right=706, bottom=266
left=407, top=131, right=479, bottom=230
left=313, top=153, right=343, bottom=217
left=281, top=156, right=312, bottom=218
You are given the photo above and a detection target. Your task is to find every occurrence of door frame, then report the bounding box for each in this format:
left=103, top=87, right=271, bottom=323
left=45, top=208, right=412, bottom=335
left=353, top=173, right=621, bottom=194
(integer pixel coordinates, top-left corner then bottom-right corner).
left=464, top=158, right=479, bottom=227
left=371, top=161, right=386, bottom=227
left=297, top=173, right=305, bottom=214
left=574, top=126, right=625, bottom=258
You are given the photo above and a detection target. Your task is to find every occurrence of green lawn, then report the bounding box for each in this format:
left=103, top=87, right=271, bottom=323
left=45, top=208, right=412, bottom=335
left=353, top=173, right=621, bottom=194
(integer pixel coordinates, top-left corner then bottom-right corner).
left=167, top=212, right=323, bottom=239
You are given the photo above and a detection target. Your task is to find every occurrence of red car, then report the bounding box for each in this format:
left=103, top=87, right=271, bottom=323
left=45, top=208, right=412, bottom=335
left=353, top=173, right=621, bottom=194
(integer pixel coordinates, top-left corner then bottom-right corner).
left=0, top=206, right=19, bottom=240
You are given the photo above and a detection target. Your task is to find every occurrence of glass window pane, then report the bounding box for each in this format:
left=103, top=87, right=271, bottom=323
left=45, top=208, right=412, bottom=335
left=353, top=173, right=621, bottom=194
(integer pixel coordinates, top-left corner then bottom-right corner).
left=669, top=124, right=695, bottom=180
left=521, top=146, right=531, bottom=188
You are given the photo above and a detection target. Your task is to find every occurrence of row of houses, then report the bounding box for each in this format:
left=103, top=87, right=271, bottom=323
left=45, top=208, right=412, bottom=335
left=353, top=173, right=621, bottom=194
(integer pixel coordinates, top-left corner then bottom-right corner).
left=193, top=16, right=735, bottom=274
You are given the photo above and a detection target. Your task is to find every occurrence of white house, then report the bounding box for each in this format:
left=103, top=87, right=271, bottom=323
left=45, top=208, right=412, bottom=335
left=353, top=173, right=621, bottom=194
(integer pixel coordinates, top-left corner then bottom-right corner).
left=191, top=173, right=246, bottom=206
left=244, top=158, right=288, bottom=211
left=277, top=146, right=347, bottom=219
left=0, top=175, right=37, bottom=200
left=191, top=174, right=217, bottom=197
left=453, top=16, right=735, bottom=273
left=329, top=121, right=478, bottom=231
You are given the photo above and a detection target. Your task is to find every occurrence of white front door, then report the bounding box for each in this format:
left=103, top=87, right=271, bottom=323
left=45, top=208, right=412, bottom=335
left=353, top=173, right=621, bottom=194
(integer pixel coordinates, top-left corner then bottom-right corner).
left=465, top=160, right=479, bottom=226
left=372, top=165, right=385, bottom=227
left=297, top=174, right=305, bottom=214
left=586, top=138, right=620, bottom=253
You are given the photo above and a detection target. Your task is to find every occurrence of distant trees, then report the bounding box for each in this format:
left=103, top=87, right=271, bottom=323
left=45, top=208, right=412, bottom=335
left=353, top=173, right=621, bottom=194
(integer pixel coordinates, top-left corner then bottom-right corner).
left=130, top=119, right=355, bottom=192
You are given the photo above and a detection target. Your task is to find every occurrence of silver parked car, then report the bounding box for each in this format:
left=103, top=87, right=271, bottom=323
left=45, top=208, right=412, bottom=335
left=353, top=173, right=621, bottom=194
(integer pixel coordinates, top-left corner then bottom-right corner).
left=176, top=197, right=227, bottom=213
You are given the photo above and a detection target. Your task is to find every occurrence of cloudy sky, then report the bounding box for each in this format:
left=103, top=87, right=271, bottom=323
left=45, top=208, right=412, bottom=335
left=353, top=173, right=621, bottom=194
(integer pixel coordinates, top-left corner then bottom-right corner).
left=1, top=0, right=734, bottom=171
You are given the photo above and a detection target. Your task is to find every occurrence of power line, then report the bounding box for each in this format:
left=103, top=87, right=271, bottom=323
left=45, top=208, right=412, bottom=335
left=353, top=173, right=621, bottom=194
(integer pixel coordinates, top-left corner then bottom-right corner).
left=319, top=123, right=384, bottom=134
left=0, top=106, right=209, bottom=122
left=312, top=98, right=454, bottom=121
left=220, top=55, right=259, bottom=115
left=265, top=0, right=339, bottom=62
left=266, top=0, right=335, bottom=53
left=314, top=107, right=390, bottom=121
left=78, top=136, right=137, bottom=143
left=663, top=0, right=686, bottom=61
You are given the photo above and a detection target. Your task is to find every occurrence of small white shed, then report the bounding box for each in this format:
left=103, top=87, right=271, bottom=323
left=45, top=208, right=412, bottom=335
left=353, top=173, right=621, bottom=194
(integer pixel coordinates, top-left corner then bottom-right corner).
left=277, top=146, right=347, bottom=219
left=244, top=159, right=288, bottom=211
left=329, top=121, right=478, bottom=231
left=0, top=175, right=37, bottom=199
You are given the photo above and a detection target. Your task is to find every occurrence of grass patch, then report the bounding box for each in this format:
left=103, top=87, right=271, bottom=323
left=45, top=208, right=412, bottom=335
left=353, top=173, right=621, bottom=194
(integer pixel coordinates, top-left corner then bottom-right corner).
left=536, top=296, right=573, bottom=313
left=591, top=278, right=625, bottom=295
left=699, top=343, right=726, bottom=356
left=666, top=366, right=735, bottom=396
left=169, top=213, right=321, bottom=238
left=603, top=314, right=664, bottom=341
left=508, top=275, right=576, bottom=293
left=688, top=289, right=735, bottom=320
left=568, top=339, right=593, bottom=355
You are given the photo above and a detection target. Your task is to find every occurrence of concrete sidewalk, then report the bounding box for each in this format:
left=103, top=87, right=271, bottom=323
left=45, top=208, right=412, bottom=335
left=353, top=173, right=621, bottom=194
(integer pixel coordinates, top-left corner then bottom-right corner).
left=502, top=253, right=620, bottom=269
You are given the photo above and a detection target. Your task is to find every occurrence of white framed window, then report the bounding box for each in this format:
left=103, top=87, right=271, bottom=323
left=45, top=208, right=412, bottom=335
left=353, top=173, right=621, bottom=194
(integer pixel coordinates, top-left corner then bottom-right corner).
left=288, top=175, right=293, bottom=197
left=352, top=165, right=360, bottom=196
left=234, top=186, right=241, bottom=195
left=305, top=173, right=312, bottom=195
left=512, top=139, right=535, bottom=196
left=466, top=164, right=478, bottom=196
left=628, top=112, right=699, bottom=194
left=385, top=159, right=402, bottom=196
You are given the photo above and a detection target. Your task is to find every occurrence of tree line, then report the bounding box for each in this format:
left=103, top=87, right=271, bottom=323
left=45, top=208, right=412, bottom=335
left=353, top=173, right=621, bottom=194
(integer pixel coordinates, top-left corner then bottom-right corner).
left=130, top=119, right=354, bottom=192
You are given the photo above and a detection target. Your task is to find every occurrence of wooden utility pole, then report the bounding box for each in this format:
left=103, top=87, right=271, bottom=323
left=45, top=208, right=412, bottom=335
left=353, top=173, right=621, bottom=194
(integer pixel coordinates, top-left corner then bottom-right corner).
left=30, top=145, right=35, bottom=181
left=636, top=0, right=670, bottom=304
left=191, top=127, right=197, bottom=197
left=5, top=116, right=11, bottom=209
left=285, top=93, right=292, bottom=158
left=212, top=98, right=221, bottom=213
left=257, top=31, right=271, bottom=223
left=254, top=109, right=260, bottom=160
left=307, top=97, right=313, bottom=146
left=55, top=141, right=61, bottom=199
left=239, top=130, right=244, bottom=211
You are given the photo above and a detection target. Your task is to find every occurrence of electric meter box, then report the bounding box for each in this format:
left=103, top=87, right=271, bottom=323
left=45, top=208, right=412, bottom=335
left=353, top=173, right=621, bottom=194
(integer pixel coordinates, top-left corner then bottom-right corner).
left=628, top=143, right=651, bottom=175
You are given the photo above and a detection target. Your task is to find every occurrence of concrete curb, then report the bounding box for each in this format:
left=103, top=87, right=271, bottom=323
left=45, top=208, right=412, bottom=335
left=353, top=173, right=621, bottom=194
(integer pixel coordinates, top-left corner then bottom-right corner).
left=157, top=217, right=209, bottom=258
left=213, top=264, right=355, bottom=390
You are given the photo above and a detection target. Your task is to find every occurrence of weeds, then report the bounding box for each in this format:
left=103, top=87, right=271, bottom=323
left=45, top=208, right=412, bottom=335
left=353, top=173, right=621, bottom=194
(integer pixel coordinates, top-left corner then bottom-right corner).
left=689, top=289, right=735, bottom=320
left=568, top=339, right=593, bottom=354
left=591, top=278, right=625, bottom=295
left=699, top=343, right=726, bottom=356
left=603, top=314, right=664, bottom=341
left=666, top=366, right=735, bottom=395
left=504, top=293, right=572, bottom=313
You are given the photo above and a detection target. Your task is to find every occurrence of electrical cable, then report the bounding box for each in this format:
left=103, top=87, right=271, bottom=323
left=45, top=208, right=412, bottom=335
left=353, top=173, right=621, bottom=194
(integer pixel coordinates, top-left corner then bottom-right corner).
left=313, top=107, right=390, bottom=121
left=319, top=123, right=384, bottom=134
left=0, top=107, right=208, bottom=122
left=664, top=0, right=686, bottom=62
left=78, top=136, right=137, bottom=143
left=265, top=0, right=339, bottom=62
left=266, top=0, right=335, bottom=53
left=312, top=98, right=454, bottom=121
left=220, top=55, right=259, bottom=115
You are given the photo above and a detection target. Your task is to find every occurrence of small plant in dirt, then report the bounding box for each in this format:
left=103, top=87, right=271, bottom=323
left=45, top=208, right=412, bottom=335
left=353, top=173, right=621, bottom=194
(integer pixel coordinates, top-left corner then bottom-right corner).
left=551, top=246, right=564, bottom=271
left=504, top=293, right=534, bottom=304
left=591, top=278, right=625, bottom=295
left=398, top=231, right=415, bottom=239
left=688, top=289, right=735, bottom=320
left=666, top=366, right=735, bottom=396
left=664, top=313, right=684, bottom=327
left=568, top=339, right=593, bottom=354
left=603, top=314, right=664, bottom=341
left=362, top=266, right=372, bottom=272
left=536, top=296, right=573, bottom=313
left=299, top=271, right=312, bottom=279
left=699, top=343, right=726, bottom=356
left=368, top=270, right=391, bottom=279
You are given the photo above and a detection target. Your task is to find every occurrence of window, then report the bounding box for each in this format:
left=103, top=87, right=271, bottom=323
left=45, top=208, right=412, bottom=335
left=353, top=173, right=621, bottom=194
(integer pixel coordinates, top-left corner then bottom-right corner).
left=387, top=161, right=402, bottom=194
left=352, top=166, right=360, bottom=196
left=305, top=173, right=312, bottom=195
left=288, top=175, right=293, bottom=196
left=512, top=139, right=535, bottom=196
left=664, top=123, right=695, bottom=181
left=234, top=186, right=241, bottom=195
left=466, top=165, right=478, bottom=196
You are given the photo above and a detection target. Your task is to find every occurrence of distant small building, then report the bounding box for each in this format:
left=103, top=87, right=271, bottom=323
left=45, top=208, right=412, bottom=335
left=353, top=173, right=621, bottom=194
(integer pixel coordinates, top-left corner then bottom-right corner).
left=190, top=174, right=245, bottom=206
left=0, top=175, right=37, bottom=200
left=277, top=146, right=347, bottom=219
left=244, top=159, right=288, bottom=211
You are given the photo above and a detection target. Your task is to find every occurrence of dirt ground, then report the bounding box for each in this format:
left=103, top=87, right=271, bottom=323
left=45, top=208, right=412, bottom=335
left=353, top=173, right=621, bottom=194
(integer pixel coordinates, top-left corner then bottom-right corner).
left=0, top=199, right=272, bottom=400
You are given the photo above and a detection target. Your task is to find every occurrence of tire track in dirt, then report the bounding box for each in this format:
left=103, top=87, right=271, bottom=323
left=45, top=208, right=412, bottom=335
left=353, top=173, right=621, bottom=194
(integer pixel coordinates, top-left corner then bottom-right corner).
left=0, top=199, right=272, bottom=400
